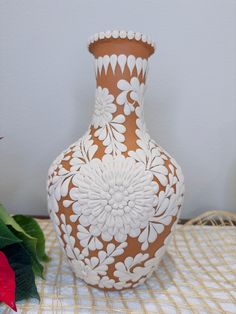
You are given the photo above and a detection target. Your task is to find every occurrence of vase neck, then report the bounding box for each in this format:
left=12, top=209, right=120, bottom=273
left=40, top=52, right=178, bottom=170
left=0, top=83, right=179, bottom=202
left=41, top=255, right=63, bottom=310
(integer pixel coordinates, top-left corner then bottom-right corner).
left=95, top=53, right=148, bottom=107
left=88, top=33, right=154, bottom=155
left=89, top=53, right=149, bottom=155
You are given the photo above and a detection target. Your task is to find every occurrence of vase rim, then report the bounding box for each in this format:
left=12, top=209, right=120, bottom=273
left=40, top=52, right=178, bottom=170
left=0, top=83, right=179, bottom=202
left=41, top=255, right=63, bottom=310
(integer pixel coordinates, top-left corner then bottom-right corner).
left=87, top=30, right=156, bottom=52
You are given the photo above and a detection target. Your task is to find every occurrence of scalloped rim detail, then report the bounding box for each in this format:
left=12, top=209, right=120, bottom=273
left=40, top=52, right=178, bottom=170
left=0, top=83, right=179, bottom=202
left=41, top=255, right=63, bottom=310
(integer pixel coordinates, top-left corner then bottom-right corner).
left=88, top=30, right=156, bottom=51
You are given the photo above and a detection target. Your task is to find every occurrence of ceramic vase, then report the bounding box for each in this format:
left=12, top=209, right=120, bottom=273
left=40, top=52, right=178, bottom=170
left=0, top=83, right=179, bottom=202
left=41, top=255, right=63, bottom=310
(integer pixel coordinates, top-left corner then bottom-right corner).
left=47, top=30, right=184, bottom=290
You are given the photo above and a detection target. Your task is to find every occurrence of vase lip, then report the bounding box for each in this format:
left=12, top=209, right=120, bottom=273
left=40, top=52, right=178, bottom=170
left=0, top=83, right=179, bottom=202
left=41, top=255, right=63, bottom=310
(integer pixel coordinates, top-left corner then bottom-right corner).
left=87, top=30, right=156, bottom=52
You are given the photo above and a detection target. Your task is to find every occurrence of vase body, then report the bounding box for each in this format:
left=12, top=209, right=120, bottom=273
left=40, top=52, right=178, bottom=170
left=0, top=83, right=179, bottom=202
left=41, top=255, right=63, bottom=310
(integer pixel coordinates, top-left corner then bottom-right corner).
left=47, top=31, right=184, bottom=290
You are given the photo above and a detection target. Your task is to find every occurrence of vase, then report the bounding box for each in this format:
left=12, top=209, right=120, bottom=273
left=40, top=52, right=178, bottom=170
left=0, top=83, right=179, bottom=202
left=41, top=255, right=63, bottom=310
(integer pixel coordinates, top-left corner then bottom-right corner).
left=47, top=30, right=184, bottom=291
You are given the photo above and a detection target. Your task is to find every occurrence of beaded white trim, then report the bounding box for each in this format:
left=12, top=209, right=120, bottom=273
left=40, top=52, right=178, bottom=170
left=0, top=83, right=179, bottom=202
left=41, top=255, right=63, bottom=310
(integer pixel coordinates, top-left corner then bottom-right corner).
left=88, top=30, right=156, bottom=51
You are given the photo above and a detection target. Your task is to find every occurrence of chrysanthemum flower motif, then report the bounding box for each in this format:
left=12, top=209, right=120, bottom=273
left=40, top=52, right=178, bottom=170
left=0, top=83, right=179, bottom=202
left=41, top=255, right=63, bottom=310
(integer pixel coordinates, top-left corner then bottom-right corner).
left=70, top=154, right=158, bottom=243
left=116, top=77, right=145, bottom=115
left=92, top=87, right=116, bottom=128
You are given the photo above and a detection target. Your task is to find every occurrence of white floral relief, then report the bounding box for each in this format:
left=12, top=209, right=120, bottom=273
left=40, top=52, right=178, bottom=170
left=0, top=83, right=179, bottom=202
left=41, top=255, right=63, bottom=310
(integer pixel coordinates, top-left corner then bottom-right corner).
left=113, top=245, right=166, bottom=287
left=94, top=114, right=127, bottom=155
left=132, top=106, right=150, bottom=149
left=47, top=132, right=98, bottom=232
left=69, top=131, right=98, bottom=172
left=47, top=132, right=94, bottom=212
left=55, top=132, right=98, bottom=222
left=132, top=245, right=166, bottom=287
left=92, top=87, right=116, bottom=128
left=66, top=224, right=168, bottom=290
left=69, top=154, right=158, bottom=243
left=77, top=224, right=103, bottom=254
left=126, top=105, right=185, bottom=250
left=55, top=213, right=88, bottom=265
left=70, top=242, right=127, bottom=287
left=132, top=105, right=169, bottom=187
left=92, top=86, right=127, bottom=155
left=129, top=145, right=169, bottom=187
left=116, top=77, right=145, bottom=115
left=47, top=48, right=185, bottom=290
left=114, top=253, right=150, bottom=284
left=60, top=214, right=86, bottom=259
left=47, top=152, right=71, bottom=215
left=49, top=210, right=63, bottom=246
left=138, top=168, right=184, bottom=251
left=128, top=107, right=169, bottom=187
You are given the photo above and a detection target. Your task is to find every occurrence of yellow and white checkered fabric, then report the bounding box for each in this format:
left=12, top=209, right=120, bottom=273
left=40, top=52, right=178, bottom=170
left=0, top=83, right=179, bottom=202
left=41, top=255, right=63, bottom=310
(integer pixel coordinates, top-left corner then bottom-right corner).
left=1, top=211, right=236, bottom=314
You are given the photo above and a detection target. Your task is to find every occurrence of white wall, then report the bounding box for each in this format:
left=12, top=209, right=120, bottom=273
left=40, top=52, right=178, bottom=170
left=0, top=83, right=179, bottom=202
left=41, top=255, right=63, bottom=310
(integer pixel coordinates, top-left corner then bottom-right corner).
left=0, top=0, right=236, bottom=218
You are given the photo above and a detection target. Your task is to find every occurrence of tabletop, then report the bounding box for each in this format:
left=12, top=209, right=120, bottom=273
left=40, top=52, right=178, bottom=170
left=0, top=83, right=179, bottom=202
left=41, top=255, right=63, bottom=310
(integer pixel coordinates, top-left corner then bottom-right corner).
left=1, top=211, right=236, bottom=314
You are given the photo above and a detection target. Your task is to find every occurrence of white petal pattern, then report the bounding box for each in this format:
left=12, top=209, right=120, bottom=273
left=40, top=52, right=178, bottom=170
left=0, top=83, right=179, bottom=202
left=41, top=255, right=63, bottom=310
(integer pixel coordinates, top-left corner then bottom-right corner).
left=47, top=45, right=184, bottom=291
left=94, top=55, right=149, bottom=78
left=71, top=154, right=158, bottom=242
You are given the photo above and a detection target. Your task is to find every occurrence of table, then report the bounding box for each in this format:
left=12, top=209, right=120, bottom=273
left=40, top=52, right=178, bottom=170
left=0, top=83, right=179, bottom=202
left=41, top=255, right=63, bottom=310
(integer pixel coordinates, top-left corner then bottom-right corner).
left=1, top=211, right=236, bottom=313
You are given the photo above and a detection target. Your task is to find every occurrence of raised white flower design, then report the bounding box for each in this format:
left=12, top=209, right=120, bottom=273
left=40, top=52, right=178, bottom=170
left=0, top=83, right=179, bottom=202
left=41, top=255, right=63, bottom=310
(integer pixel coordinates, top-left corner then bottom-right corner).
left=70, top=243, right=127, bottom=286
left=128, top=106, right=169, bottom=186
left=92, top=87, right=116, bottom=128
left=135, top=106, right=150, bottom=149
left=71, top=259, right=100, bottom=285
left=133, top=245, right=166, bottom=287
left=47, top=149, right=72, bottom=214
left=129, top=144, right=169, bottom=187
left=94, top=114, right=127, bottom=155
left=70, top=154, right=158, bottom=242
left=114, top=253, right=149, bottom=282
left=59, top=214, right=87, bottom=261
left=116, top=77, right=145, bottom=115
left=114, top=246, right=166, bottom=287
left=77, top=225, right=103, bottom=252
left=91, top=87, right=126, bottom=155
left=47, top=52, right=185, bottom=290
left=69, top=131, right=98, bottom=172
left=138, top=184, right=182, bottom=251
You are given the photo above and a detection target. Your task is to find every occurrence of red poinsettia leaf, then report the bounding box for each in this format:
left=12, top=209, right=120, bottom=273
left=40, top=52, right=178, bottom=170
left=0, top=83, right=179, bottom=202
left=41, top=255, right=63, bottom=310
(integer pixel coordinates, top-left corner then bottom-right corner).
left=0, top=251, right=17, bottom=311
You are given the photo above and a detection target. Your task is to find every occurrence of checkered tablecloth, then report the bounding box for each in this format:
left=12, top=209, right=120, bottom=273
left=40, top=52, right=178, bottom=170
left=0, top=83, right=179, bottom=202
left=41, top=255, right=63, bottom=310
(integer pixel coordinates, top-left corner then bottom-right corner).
left=1, top=212, right=236, bottom=314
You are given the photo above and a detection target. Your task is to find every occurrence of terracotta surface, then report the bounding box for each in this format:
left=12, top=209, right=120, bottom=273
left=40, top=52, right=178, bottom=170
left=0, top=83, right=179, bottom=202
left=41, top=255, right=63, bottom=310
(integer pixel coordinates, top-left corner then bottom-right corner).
left=47, top=31, right=184, bottom=291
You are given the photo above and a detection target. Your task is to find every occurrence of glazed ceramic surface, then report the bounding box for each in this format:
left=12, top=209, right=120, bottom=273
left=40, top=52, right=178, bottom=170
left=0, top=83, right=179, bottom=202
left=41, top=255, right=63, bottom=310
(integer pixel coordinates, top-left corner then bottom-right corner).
left=47, top=30, right=184, bottom=290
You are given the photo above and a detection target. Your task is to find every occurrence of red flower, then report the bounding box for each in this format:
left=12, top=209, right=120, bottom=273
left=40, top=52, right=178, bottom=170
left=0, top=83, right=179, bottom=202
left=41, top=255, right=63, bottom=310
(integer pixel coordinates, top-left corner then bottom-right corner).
left=0, top=251, right=17, bottom=311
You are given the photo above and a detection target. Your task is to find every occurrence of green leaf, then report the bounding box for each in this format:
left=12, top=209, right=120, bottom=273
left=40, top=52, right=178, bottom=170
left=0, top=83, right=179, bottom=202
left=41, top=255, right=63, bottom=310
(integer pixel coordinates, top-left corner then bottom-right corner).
left=0, top=204, right=44, bottom=278
left=0, top=204, right=27, bottom=235
left=3, top=243, right=40, bottom=302
left=13, top=215, right=50, bottom=262
left=8, top=226, right=44, bottom=278
left=0, top=218, right=22, bottom=249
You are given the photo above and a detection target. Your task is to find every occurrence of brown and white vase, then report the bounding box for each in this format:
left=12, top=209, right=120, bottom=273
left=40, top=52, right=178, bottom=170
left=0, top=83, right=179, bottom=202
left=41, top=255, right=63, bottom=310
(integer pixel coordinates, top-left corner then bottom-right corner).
left=47, top=30, right=184, bottom=290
